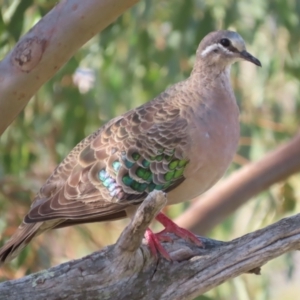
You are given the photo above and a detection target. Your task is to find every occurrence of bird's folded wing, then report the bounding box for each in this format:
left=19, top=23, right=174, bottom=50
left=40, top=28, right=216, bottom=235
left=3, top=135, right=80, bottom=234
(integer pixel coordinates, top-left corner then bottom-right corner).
left=25, top=90, right=190, bottom=223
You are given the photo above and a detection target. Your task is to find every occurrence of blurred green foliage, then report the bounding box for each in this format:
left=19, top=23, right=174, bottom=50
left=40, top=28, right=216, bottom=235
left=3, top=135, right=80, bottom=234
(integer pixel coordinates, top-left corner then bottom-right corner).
left=0, top=0, right=300, bottom=299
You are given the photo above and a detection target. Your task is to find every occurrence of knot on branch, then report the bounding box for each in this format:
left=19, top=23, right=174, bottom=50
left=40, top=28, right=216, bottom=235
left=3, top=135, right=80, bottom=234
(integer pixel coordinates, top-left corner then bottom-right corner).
left=11, top=37, right=47, bottom=72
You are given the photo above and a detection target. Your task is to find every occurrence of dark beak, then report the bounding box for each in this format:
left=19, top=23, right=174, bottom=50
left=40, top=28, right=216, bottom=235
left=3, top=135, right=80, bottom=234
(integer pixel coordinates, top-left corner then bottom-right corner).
left=240, top=50, right=262, bottom=67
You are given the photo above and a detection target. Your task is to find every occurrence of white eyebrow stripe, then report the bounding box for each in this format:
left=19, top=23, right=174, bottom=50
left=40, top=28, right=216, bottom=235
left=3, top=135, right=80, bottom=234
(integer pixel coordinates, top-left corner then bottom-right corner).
left=201, top=43, right=234, bottom=57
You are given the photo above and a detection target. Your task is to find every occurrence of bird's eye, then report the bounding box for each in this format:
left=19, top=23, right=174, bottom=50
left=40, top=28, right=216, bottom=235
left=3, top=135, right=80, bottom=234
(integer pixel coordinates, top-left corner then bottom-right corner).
left=220, top=38, right=231, bottom=47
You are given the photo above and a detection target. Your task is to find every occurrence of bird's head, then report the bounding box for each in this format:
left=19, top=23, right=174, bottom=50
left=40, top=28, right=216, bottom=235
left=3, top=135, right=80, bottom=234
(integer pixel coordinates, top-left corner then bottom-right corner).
left=196, top=30, right=261, bottom=70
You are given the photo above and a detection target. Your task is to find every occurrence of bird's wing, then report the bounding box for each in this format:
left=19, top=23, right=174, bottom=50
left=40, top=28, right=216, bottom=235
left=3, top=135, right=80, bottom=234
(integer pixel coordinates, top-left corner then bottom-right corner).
left=25, top=91, right=190, bottom=223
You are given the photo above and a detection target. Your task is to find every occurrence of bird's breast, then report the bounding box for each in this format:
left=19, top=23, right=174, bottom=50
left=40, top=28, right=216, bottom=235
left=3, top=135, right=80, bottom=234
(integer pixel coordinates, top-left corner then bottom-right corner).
left=167, top=92, right=240, bottom=204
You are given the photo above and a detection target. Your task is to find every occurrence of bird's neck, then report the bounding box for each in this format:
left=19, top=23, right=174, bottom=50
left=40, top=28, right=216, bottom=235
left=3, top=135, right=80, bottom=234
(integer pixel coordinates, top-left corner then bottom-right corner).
left=185, top=61, right=236, bottom=111
left=190, top=62, right=233, bottom=96
left=191, top=59, right=232, bottom=80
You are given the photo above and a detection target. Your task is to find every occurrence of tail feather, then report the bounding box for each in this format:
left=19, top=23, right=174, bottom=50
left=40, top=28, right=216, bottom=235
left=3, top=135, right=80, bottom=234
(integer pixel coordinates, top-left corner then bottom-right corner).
left=0, top=223, right=42, bottom=264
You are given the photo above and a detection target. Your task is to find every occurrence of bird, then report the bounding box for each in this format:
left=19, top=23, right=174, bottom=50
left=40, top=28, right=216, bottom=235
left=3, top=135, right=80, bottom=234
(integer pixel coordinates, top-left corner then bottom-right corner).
left=0, top=30, right=261, bottom=263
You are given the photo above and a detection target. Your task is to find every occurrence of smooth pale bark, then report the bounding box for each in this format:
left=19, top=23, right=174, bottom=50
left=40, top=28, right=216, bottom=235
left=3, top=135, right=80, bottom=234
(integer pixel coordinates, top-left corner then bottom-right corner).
left=0, top=191, right=299, bottom=299
left=176, top=132, right=300, bottom=235
left=0, top=0, right=139, bottom=136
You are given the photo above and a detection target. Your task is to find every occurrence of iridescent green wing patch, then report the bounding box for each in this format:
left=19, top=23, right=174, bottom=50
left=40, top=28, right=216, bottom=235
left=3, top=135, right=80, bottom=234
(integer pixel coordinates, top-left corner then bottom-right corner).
left=120, top=149, right=188, bottom=193
left=97, top=149, right=188, bottom=200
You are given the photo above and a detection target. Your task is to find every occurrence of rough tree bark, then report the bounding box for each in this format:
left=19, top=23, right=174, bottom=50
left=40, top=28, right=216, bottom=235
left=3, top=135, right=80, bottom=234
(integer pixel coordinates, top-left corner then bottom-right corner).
left=0, top=191, right=299, bottom=300
left=0, top=0, right=139, bottom=136
left=176, top=132, right=300, bottom=234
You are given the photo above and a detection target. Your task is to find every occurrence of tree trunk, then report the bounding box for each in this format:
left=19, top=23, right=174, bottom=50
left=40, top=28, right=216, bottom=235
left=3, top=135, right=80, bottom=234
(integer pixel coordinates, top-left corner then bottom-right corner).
left=0, top=191, right=299, bottom=300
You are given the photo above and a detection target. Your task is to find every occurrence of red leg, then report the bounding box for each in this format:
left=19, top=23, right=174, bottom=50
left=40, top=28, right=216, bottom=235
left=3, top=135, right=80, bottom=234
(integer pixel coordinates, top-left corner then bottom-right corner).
left=155, top=212, right=203, bottom=247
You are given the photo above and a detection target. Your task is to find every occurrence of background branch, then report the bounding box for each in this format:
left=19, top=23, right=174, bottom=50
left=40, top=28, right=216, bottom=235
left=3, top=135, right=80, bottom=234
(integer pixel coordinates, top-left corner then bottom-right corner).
left=0, top=191, right=299, bottom=300
left=0, top=0, right=139, bottom=136
left=176, top=132, right=300, bottom=235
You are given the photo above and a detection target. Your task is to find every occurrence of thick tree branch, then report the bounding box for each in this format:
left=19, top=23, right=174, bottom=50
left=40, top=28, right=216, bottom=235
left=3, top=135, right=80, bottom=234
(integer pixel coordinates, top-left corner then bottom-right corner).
left=176, top=132, right=300, bottom=235
left=0, top=191, right=299, bottom=299
left=0, top=0, right=139, bottom=136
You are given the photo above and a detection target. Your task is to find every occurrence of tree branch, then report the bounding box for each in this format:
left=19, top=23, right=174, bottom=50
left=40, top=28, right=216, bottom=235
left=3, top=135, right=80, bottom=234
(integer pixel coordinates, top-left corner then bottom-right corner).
left=0, top=0, right=139, bottom=136
left=0, top=191, right=299, bottom=299
left=176, top=132, right=300, bottom=235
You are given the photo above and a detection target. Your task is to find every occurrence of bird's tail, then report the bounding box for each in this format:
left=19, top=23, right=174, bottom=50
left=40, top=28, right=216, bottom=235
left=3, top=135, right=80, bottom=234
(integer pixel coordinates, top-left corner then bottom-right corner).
left=0, top=223, right=42, bottom=264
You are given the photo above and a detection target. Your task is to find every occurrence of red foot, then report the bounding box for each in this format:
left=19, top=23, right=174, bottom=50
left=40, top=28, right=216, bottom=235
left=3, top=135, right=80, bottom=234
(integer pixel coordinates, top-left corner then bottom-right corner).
left=155, top=212, right=203, bottom=247
left=145, top=228, right=172, bottom=261
left=144, top=213, right=203, bottom=260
